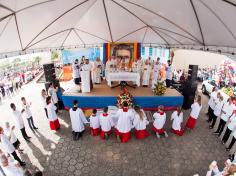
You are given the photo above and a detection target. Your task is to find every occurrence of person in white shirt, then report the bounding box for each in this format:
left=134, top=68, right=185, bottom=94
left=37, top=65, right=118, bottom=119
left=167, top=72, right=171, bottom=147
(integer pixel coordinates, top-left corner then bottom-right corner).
left=142, top=60, right=151, bottom=87
left=171, top=107, right=184, bottom=136
left=4, top=122, right=23, bottom=153
left=214, top=97, right=234, bottom=136
left=114, top=102, right=134, bottom=143
left=152, top=57, right=161, bottom=89
left=72, top=59, right=81, bottom=86
left=10, top=103, right=31, bottom=142
left=210, top=94, right=224, bottom=129
left=0, top=127, right=25, bottom=166
left=46, top=96, right=60, bottom=131
left=21, top=97, right=38, bottom=133
left=99, top=107, right=114, bottom=140
left=166, top=60, right=173, bottom=88
left=222, top=111, right=236, bottom=144
left=93, top=58, right=103, bottom=84
left=207, top=87, right=217, bottom=123
left=41, top=89, right=48, bottom=118
left=152, top=105, right=168, bottom=138
left=69, top=100, right=88, bottom=140
left=133, top=105, right=149, bottom=139
left=185, top=95, right=202, bottom=130
left=48, top=82, right=58, bottom=113
left=89, top=109, right=100, bottom=136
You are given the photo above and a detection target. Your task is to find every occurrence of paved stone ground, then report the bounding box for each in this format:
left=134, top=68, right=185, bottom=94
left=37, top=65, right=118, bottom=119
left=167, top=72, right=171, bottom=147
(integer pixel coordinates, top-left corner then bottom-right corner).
left=0, top=81, right=233, bottom=176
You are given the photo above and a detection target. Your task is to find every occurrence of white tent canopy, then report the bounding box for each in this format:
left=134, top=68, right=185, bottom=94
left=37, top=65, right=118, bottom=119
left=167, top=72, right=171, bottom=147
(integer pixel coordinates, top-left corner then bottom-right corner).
left=1, top=0, right=236, bottom=58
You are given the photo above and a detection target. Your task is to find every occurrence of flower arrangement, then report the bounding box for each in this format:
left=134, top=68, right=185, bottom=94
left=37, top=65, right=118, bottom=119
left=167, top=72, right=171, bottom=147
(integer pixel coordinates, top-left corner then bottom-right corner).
left=222, top=87, right=234, bottom=96
left=153, top=81, right=166, bottom=96
left=117, top=87, right=133, bottom=108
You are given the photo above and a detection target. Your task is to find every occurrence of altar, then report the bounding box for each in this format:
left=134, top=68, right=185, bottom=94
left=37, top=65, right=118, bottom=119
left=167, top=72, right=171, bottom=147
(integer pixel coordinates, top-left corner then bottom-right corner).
left=106, top=72, right=140, bottom=87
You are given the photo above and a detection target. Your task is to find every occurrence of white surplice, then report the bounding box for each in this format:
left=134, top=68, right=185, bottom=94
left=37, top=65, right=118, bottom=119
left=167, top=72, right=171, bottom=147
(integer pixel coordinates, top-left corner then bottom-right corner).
left=115, top=109, right=134, bottom=133
left=221, top=102, right=234, bottom=122
left=190, top=102, right=202, bottom=119
left=89, top=115, right=100, bottom=129
left=152, top=63, right=161, bottom=88
left=4, top=127, right=17, bottom=144
left=99, top=114, right=114, bottom=132
left=69, top=107, right=88, bottom=132
left=48, top=87, right=58, bottom=104
left=46, top=103, right=58, bottom=121
left=171, top=111, right=183, bottom=131
left=142, top=64, right=151, bottom=86
left=81, top=64, right=92, bottom=93
left=93, top=61, right=102, bottom=83
left=208, top=91, right=217, bottom=109
left=2, top=157, right=24, bottom=176
left=213, top=99, right=224, bottom=117
left=153, top=112, right=166, bottom=130
left=133, top=111, right=149, bottom=130
left=0, top=134, right=15, bottom=154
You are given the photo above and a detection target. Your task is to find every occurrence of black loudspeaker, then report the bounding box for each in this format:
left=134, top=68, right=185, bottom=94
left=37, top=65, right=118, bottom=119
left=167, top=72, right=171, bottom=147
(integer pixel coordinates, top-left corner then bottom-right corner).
left=43, top=63, right=56, bottom=82
left=188, top=65, right=198, bottom=81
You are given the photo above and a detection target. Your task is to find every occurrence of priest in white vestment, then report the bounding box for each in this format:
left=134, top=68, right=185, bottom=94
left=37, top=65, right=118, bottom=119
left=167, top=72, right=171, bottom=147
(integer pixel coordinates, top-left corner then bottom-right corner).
left=69, top=100, right=88, bottom=140
left=99, top=107, right=114, bottom=139
left=114, top=102, right=134, bottom=143
left=152, top=57, right=161, bottom=88
left=152, top=106, right=168, bottom=138
left=142, top=60, right=151, bottom=87
left=81, top=59, right=93, bottom=92
left=171, top=107, right=184, bottom=136
left=46, top=96, right=60, bottom=131
left=93, top=58, right=103, bottom=84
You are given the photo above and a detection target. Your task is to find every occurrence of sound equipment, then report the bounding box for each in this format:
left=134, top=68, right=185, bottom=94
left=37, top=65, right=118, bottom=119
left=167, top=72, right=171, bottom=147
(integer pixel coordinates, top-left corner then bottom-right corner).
left=182, top=65, right=198, bottom=109
left=43, top=63, right=56, bottom=82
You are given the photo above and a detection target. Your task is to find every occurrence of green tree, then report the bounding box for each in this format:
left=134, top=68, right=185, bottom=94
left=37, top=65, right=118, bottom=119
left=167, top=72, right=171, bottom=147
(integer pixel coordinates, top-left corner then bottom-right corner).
left=51, top=51, right=59, bottom=61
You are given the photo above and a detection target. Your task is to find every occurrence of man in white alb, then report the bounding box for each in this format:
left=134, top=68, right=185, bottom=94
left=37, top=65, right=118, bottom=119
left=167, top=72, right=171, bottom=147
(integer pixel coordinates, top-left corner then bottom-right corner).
left=152, top=57, right=161, bottom=88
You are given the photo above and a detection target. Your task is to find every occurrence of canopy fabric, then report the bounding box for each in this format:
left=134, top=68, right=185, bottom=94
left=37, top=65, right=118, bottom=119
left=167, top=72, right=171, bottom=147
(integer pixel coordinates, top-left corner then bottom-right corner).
left=0, top=0, right=236, bottom=58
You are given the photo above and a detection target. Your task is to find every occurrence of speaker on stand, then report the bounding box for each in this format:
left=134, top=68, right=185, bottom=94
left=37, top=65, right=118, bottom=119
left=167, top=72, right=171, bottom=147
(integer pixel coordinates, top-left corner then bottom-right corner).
left=182, top=65, right=198, bottom=109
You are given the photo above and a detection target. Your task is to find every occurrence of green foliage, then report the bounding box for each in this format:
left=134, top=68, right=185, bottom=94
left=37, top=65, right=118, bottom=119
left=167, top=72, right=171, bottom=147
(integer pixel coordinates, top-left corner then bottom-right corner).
left=153, top=81, right=166, bottom=96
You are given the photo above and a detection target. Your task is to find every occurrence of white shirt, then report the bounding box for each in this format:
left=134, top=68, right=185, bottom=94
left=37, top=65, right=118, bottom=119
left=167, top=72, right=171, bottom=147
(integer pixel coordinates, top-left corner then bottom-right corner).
left=166, top=65, right=172, bottom=80
left=4, top=128, right=17, bottom=144
left=89, top=115, right=100, bottom=129
left=153, top=112, right=166, bottom=129
left=22, top=102, right=32, bottom=119
left=46, top=103, right=57, bottom=121
left=69, top=107, right=88, bottom=132
left=72, top=62, right=80, bottom=78
left=208, top=91, right=217, bottom=109
left=48, top=87, right=58, bottom=104
left=41, top=96, right=47, bottom=108
left=213, top=99, right=224, bottom=116
left=221, top=102, right=234, bottom=122
left=133, top=111, right=149, bottom=130
left=228, top=115, right=236, bottom=131
left=1, top=157, right=24, bottom=176
left=99, top=114, right=114, bottom=132
left=190, top=102, right=202, bottom=119
left=12, top=110, right=24, bottom=129
left=171, top=111, right=183, bottom=131
left=0, top=134, right=15, bottom=154
left=115, top=109, right=134, bottom=133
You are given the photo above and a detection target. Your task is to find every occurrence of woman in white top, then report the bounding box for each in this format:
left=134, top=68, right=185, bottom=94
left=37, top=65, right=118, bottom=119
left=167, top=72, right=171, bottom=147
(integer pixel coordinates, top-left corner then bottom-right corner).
left=207, top=87, right=217, bottom=123
left=41, top=89, right=48, bottom=118
left=99, top=107, right=114, bottom=140
left=0, top=127, right=25, bottom=166
left=210, top=94, right=224, bottom=129
left=46, top=96, right=60, bottom=131
left=133, top=105, right=149, bottom=139
left=215, top=97, right=234, bottom=136
left=89, top=109, right=100, bottom=136
left=152, top=105, right=168, bottom=138
left=171, top=107, right=184, bottom=136
left=185, top=95, right=202, bottom=130
left=4, top=122, right=23, bottom=153
left=222, top=111, right=236, bottom=144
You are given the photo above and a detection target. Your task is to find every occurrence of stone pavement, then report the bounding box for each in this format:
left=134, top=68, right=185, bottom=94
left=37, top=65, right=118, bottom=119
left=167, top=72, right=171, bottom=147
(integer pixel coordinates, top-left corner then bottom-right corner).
left=0, top=81, right=232, bottom=176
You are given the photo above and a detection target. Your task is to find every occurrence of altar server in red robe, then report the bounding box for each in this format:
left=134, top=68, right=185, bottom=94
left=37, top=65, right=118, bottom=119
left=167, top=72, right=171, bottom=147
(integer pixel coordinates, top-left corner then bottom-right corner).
left=69, top=100, right=88, bottom=140
left=89, top=109, right=100, bottom=136
left=133, top=105, right=149, bottom=139
left=115, top=102, right=134, bottom=143
left=99, top=107, right=114, bottom=139
left=46, top=96, right=60, bottom=131
left=185, top=95, right=202, bottom=130
left=152, top=105, right=168, bottom=138
left=171, top=107, right=184, bottom=136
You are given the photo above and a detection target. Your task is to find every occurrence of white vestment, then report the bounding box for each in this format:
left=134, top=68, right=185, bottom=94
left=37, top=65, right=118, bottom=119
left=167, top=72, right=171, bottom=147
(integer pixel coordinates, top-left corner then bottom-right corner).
left=171, top=111, right=183, bottom=131
left=142, top=64, right=151, bottom=86
left=89, top=115, right=100, bottom=129
left=4, top=127, right=17, bottom=144
left=69, top=108, right=88, bottom=132
left=93, top=61, right=103, bottom=83
left=152, top=63, right=161, bottom=88
left=2, top=157, right=24, bottom=176
left=213, top=99, right=224, bottom=117
left=12, top=110, right=25, bottom=130
left=153, top=112, right=166, bottom=129
left=0, top=134, right=15, bottom=154
left=72, top=62, right=80, bottom=79
left=99, top=114, right=114, bottom=132
left=133, top=111, right=149, bottom=130
left=48, top=87, right=58, bottom=104
left=46, top=103, right=58, bottom=121
left=190, top=102, right=202, bottom=119
left=115, top=109, right=134, bottom=133
left=208, top=91, right=217, bottom=109
left=81, top=64, right=92, bottom=93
